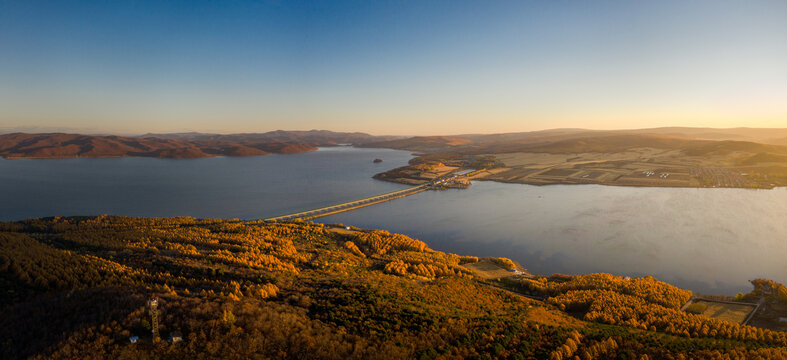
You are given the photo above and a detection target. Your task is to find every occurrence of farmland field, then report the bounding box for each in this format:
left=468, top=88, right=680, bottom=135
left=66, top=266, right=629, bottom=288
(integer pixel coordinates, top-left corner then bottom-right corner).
left=694, top=300, right=756, bottom=324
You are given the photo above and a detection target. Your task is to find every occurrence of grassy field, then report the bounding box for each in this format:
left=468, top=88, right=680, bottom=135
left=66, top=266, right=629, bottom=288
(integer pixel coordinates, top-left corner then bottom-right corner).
left=693, top=300, right=756, bottom=324
left=477, top=147, right=772, bottom=188
left=420, top=164, right=459, bottom=179
left=462, top=259, right=524, bottom=280
left=369, top=130, right=787, bottom=188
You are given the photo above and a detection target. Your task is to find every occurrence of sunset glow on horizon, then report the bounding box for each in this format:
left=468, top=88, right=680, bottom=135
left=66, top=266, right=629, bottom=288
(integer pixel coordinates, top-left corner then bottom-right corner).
left=2, top=0, right=787, bottom=135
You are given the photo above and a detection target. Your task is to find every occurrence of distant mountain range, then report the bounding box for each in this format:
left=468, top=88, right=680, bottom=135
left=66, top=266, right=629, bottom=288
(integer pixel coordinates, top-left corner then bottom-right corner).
left=0, top=130, right=400, bottom=159
left=363, top=127, right=787, bottom=189
left=140, top=130, right=400, bottom=146
left=5, top=127, right=787, bottom=160
left=360, top=127, right=787, bottom=153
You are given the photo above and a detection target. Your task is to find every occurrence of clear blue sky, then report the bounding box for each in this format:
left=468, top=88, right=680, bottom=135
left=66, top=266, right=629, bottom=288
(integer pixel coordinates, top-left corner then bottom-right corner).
left=1, top=0, right=786, bottom=135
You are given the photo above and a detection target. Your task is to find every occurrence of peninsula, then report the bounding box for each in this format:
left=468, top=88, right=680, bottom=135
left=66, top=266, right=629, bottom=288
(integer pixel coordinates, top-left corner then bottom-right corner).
left=365, top=127, right=787, bottom=189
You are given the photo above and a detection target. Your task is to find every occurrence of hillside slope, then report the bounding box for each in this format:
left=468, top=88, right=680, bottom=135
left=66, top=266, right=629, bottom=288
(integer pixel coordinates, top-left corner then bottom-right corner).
left=1, top=217, right=786, bottom=359
left=0, top=133, right=319, bottom=159
left=142, top=130, right=402, bottom=147
left=368, top=129, right=787, bottom=189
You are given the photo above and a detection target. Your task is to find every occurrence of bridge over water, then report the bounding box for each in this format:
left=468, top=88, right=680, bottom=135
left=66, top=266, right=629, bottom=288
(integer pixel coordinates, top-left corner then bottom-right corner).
left=264, top=183, right=430, bottom=222
left=263, top=168, right=484, bottom=222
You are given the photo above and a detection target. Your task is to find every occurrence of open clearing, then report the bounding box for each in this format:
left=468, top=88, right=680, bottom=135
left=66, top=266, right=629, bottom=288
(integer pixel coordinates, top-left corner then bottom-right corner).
left=693, top=300, right=756, bottom=324
left=491, top=148, right=677, bottom=168
left=476, top=148, right=769, bottom=188
left=463, top=259, right=529, bottom=280
left=420, top=165, right=458, bottom=179
left=375, top=139, right=787, bottom=188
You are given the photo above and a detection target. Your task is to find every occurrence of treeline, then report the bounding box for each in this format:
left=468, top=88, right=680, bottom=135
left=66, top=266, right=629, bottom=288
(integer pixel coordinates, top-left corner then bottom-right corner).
left=743, top=278, right=787, bottom=303
left=0, top=232, right=139, bottom=294
left=383, top=259, right=473, bottom=279
left=348, top=230, right=428, bottom=255
left=2, top=216, right=787, bottom=359
left=549, top=289, right=786, bottom=344
left=510, top=273, right=787, bottom=349
left=519, top=273, right=691, bottom=309
left=340, top=229, right=474, bottom=280
left=547, top=327, right=787, bottom=360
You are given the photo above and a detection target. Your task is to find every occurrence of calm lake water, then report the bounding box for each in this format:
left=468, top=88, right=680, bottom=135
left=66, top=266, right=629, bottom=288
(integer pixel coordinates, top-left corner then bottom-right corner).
left=324, top=182, right=787, bottom=294
left=0, top=147, right=412, bottom=220
left=1, top=147, right=784, bottom=294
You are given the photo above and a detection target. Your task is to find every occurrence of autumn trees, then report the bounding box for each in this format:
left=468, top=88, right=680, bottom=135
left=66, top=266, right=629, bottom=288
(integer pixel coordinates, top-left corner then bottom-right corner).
left=2, top=216, right=787, bottom=359
left=744, top=278, right=787, bottom=303
left=512, top=272, right=787, bottom=350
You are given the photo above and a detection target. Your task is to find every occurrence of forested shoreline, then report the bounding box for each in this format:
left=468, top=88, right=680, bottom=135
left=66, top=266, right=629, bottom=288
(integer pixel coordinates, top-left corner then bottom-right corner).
left=1, top=216, right=786, bottom=359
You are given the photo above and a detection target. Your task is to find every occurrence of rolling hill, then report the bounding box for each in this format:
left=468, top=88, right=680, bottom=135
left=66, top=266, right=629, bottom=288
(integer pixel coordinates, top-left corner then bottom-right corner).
left=367, top=128, right=787, bottom=189
left=0, top=130, right=397, bottom=159
left=364, top=127, right=787, bottom=154
left=1, top=216, right=786, bottom=359
left=141, top=130, right=402, bottom=146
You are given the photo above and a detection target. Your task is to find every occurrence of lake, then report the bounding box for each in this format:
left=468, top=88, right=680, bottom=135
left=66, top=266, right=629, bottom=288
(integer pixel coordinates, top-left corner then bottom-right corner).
left=323, top=181, right=787, bottom=294
left=1, top=147, right=784, bottom=294
left=0, top=147, right=412, bottom=220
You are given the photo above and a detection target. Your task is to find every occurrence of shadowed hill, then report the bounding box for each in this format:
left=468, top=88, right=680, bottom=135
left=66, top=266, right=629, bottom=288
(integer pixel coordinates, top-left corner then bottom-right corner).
left=464, top=134, right=702, bottom=154
left=142, top=130, right=402, bottom=147
left=0, top=133, right=283, bottom=159
left=625, top=127, right=787, bottom=143
left=737, top=152, right=787, bottom=165
left=0, top=130, right=401, bottom=159
left=363, top=128, right=787, bottom=155
left=361, top=136, right=472, bottom=152
left=0, top=132, right=398, bottom=159
left=682, top=140, right=787, bottom=156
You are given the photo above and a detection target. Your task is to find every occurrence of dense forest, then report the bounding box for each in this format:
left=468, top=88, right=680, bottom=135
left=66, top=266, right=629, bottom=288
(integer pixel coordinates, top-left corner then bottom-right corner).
left=1, top=216, right=786, bottom=359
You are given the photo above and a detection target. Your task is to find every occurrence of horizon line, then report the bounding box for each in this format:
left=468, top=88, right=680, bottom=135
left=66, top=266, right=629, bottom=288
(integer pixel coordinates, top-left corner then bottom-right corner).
left=3, top=125, right=787, bottom=138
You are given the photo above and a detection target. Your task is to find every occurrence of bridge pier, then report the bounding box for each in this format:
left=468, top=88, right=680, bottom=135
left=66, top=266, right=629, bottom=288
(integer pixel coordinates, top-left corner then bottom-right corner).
left=264, top=184, right=429, bottom=222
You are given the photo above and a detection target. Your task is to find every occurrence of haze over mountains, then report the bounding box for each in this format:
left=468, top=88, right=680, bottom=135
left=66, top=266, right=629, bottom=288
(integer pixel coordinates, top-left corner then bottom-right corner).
left=4, top=127, right=787, bottom=160
left=363, top=127, right=787, bottom=153
left=141, top=130, right=399, bottom=145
